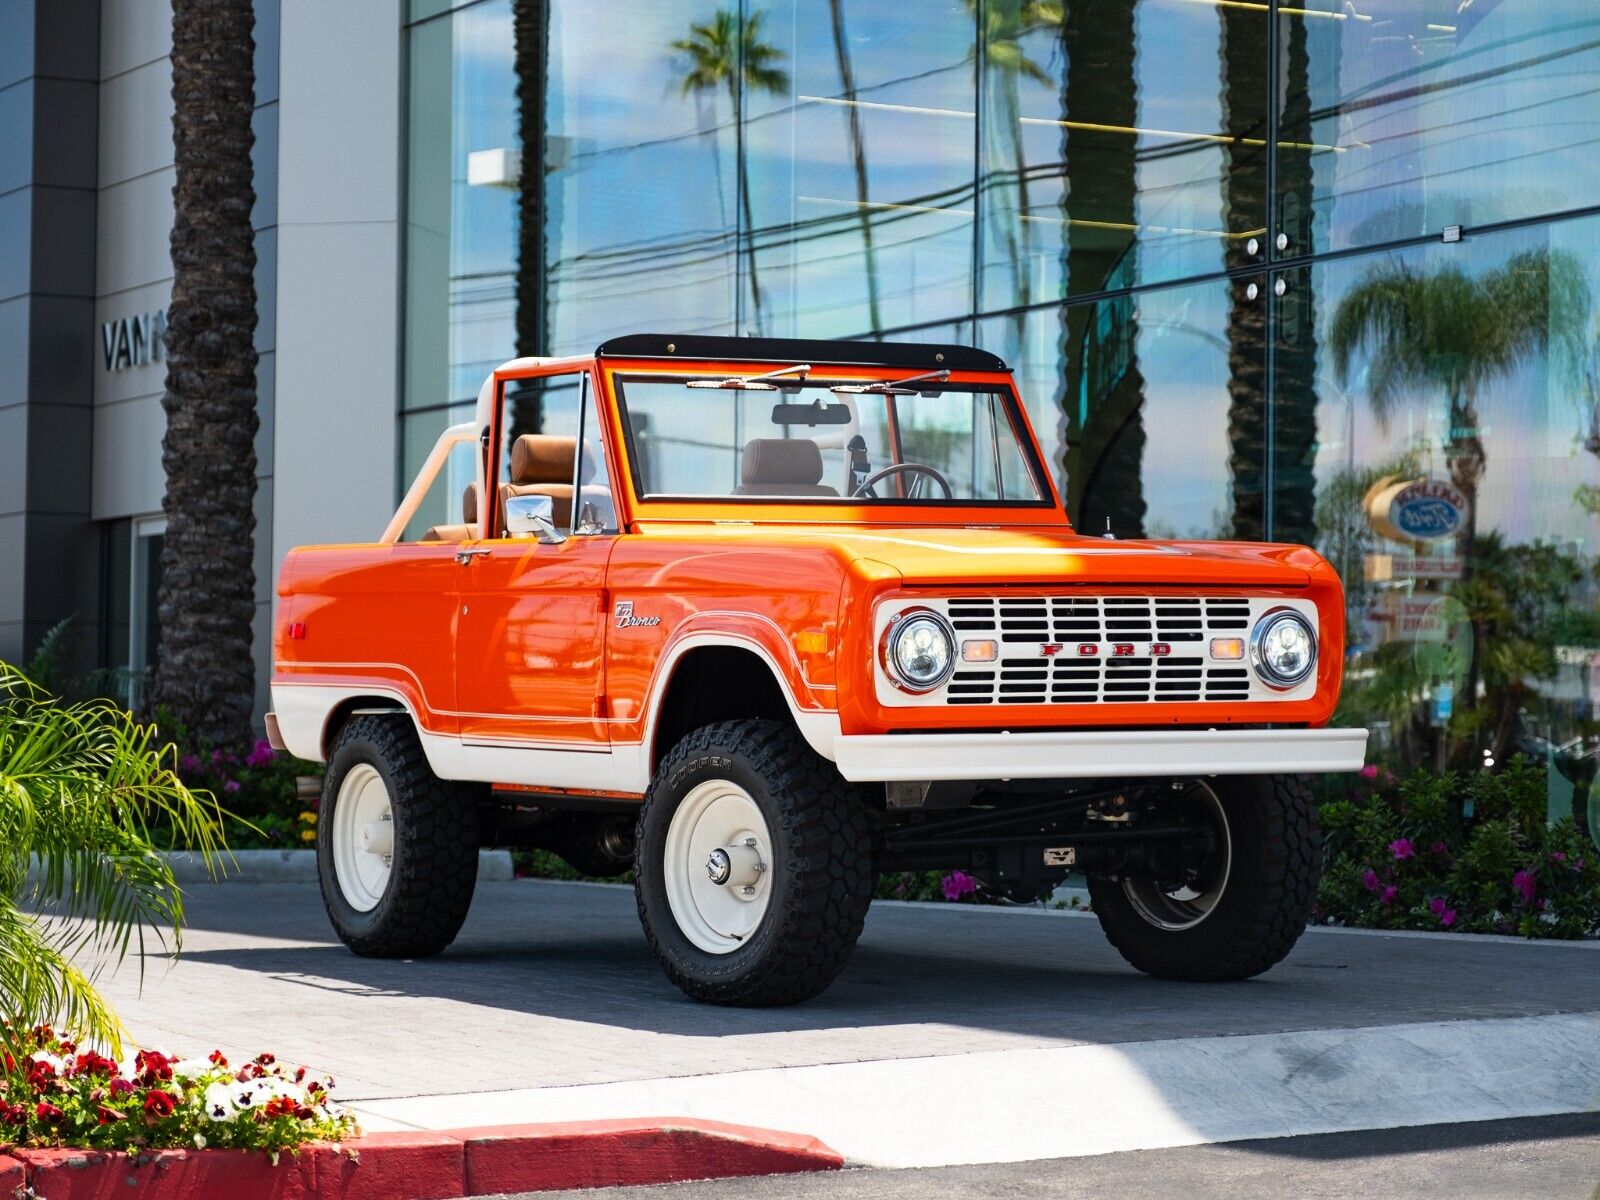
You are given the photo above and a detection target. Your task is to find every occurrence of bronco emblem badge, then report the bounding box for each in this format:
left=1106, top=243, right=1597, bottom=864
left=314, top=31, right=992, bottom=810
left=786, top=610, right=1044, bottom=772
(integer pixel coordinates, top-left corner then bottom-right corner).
left=614, top=601, right=662, bottom=629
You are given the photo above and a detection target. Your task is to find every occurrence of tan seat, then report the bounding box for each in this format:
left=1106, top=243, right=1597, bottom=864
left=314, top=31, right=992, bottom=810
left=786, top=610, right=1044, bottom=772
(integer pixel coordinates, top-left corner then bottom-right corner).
left=733, top=438, right=838, bottom=497
left=419, top=481, right=484, bottom=543
left=498, top=434, right=592, bottom=532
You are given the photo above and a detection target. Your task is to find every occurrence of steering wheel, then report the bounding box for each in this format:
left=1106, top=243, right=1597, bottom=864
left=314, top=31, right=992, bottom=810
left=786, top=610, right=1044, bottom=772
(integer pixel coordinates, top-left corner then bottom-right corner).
left=852, top=462, right=955, bottom=501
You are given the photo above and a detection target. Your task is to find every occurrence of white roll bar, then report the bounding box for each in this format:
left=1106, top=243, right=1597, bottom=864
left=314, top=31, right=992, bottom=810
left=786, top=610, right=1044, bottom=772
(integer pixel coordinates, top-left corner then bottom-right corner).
left=379, top=420, right=479, bottom=545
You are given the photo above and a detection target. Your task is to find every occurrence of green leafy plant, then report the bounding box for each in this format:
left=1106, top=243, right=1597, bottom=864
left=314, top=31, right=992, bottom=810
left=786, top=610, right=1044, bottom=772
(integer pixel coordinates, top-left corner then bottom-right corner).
left=0, top=663, right=224, bottom=1056
left=1317, top=756, right=1600, bottom=937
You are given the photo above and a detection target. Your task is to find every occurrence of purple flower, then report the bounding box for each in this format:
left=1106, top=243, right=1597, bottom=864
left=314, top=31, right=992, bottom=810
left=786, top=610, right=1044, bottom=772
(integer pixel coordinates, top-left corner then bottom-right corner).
left=1359, top=764, right=1379, bottom=780
left=1361, top=868, right=1381, bottom=892
left=941, top=871, right=977, bottom=902
left=1550, top=851, right=1568, bottom=865
left=211, top=748, right=224, bottom=764
left=1439, top=908, right=1457, bottom=928
left=1389, top=838, right=1415, bottom=861
left=1427, top=896, right=1458, bottom=928
left=223, top=780, right=241, bottom=794
left=1430, top=840, right=1449, bottom=856
left=245, top=740, right=276, bottom=768
left=179, top=755, right=201, bottom=774
left=1379, top=885, right=1398, bottom=906
left=1512, top=869, right=1536, bottom=904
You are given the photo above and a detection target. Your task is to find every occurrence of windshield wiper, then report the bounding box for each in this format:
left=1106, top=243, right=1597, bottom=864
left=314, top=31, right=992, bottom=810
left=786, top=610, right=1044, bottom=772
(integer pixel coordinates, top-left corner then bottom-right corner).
left=830, top=368, right=950, bottom=396
left=686, top=363, right=811, bottom=391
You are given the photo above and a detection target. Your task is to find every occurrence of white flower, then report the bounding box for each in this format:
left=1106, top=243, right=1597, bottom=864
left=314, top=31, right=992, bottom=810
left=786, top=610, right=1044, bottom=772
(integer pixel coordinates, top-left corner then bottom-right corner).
left=193, top=1133, right=207, bottom=1149
left=203, top=1082, right=235, bottom=1122
left=171, top=1058, right=214, bottom=1081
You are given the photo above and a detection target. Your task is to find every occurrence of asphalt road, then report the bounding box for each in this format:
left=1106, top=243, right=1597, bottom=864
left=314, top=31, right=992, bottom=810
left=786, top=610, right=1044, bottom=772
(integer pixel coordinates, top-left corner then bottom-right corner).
left=521, top=1114, right=1600, bottom=1200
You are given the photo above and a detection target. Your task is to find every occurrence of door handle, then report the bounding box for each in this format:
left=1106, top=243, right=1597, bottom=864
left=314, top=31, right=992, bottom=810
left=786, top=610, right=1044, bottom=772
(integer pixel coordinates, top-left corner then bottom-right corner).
left=454, top=547, right=491, bottom=565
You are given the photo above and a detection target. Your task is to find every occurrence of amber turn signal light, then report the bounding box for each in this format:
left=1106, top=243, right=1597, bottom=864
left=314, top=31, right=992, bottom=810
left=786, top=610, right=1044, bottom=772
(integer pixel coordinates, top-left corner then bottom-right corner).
left=1210, top=637, right=1245, bottom=660
left=961, top=639, right=999, bottom=663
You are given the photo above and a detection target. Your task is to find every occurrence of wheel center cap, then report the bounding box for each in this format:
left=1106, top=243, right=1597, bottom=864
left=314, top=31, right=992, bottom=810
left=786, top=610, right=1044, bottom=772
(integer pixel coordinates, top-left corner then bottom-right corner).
left=705, top=848, right=732, bottom=885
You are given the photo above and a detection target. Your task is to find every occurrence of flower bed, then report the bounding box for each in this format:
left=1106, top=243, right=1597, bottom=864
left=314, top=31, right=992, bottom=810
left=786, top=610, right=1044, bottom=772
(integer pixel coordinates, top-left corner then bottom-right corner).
left=171, top=735, right=323, bottom=850
left=1317, top=758, right=1600, bottom=937
left=1, top=1026, right=356, bottom=1156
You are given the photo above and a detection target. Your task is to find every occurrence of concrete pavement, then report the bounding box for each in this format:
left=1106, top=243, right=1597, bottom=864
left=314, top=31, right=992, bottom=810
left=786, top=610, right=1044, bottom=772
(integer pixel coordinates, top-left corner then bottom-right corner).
left=94, top=879, right=1600, bottom=1169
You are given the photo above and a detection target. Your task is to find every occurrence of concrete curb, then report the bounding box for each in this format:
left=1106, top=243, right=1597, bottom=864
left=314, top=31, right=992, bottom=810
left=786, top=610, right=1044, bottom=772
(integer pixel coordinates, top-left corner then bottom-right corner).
left=2, top=1117, right=841, bottom=1198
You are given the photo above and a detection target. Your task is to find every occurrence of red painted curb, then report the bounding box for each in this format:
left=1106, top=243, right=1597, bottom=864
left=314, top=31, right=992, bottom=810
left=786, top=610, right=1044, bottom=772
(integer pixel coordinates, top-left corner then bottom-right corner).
left=4, top=1117, right=841, bottom=1197
left=460, top=1117, right=844, bottom=1194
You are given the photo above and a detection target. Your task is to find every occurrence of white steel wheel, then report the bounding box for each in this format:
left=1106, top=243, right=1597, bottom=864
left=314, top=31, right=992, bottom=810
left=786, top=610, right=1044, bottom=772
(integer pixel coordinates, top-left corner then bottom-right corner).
left=662, top=779, right=774, bottom=955
left=1120, top=781, right=1232, bottom=932
left=331, top=763, right=395, bottom=913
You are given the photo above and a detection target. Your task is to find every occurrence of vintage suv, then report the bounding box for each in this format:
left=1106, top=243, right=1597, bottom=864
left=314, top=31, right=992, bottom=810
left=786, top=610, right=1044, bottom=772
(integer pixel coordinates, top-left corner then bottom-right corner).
left=269, top=334, right=1367, bottom=1005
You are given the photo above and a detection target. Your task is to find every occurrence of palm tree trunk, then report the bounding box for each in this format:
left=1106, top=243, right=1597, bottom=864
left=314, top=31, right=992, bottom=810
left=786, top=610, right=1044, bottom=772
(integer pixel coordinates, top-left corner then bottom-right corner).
left=731, top=76, right=764, bottom=335
left=511, top=0, right=549, bottom=441
left=153, top=0, right=260, bottom=744
left=827, top=0, right=882, bottom=333
left=1218, top=4, right=1268, bottom=540
left=1058, top=0, right=1146, bottom=537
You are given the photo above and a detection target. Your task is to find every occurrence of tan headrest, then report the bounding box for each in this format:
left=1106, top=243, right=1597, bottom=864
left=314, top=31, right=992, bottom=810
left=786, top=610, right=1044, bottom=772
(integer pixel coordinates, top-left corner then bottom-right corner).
left=462, top=481, right=480, bottom=524
left=511, top=435, right=576, bottom=485
left=741, top=438, right=824, bottom=486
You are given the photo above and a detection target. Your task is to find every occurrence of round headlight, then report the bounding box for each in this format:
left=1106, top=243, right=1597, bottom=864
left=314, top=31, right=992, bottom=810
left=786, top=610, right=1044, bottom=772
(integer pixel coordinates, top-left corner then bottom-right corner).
left=882, top=609, right=956, bottom=693
left=1250, top=608, right=1317, bottom=690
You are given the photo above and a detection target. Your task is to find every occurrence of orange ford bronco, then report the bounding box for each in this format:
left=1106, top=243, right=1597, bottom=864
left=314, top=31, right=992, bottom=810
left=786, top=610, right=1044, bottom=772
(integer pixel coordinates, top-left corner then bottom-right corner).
left=270, top=334, right=1367, bottom=1004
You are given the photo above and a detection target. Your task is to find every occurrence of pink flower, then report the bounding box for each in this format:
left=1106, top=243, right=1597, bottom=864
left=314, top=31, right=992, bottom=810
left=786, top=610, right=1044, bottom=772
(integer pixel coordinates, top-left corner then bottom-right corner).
left=1512, top=870, right=1537, bottom=904
left=941, top=871, right=977, bottom=902
left=1430, top=841, right=1449, bottom=856
left=1359, top=764, right=1379, bottom=780
left=1379, top=885, right=1398, bottom=905
left=223, top=780, right=241, bottom=794
left=1439, top=907, right=1457, bottom=927
left=1389, top=838, right=1415, bottom=861
left=1361, top=869, right=1381, bottom=892
left=180, top=754, right=201, bottom=774
left=245, top=739, right=276, bottom=768
left=1550, top=851, right=1568, bottom=865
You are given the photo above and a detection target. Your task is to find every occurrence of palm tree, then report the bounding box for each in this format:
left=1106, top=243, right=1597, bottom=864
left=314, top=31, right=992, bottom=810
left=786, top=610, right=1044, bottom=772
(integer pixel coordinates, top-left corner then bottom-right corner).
left=1058, top=0, right=1146, bottom=537
left=1, top=664, right=222, bottom=1053
left=673, top=9, right=788, bottom=336
left=154, top=0, right=260, bottom=745
left=826, top=0, right=882, bottom=333
left=968, top=0, right=1061, bottom=320
left=511, top=0, right=550, bottom=443
left=1327, top=248, right=1591, bottom=570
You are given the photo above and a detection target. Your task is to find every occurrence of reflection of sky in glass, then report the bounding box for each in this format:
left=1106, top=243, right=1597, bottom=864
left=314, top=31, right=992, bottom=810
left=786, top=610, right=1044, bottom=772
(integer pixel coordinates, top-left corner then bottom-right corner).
left=1301, top=0, right=1600, bottom=252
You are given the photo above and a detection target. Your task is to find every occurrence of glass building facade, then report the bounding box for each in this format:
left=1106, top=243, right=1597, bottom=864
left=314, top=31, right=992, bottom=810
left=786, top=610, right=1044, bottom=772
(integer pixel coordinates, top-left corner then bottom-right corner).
left=402, top=0, right=1600, bottom=833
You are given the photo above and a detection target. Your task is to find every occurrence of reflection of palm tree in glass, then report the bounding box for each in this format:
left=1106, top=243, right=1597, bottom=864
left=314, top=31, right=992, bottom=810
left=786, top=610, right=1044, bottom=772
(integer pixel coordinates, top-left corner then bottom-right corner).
left=826, top=0, right=881, bottom=333
left=1328, top=249, right=1590, bottom=574
left=511, top=0, right=549, bottom=442
left=968, top=0, right=1060, bottom=316
left=1058, top=0, right=1145, bottom=538
left=674, top=10, right=788, bottom=335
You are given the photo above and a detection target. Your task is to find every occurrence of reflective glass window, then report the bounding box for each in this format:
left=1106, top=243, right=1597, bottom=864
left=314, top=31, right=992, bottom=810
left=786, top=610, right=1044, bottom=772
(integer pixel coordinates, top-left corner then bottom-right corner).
left=1279, top=0, right=1600, bottom=256
left=981, top=274, right=1258, bottom=539
left=979, top=0, right=1269, bottom=308
left=744, top=1, right=978, bottom=337
left=1274, top=215, right=1600, bottom=820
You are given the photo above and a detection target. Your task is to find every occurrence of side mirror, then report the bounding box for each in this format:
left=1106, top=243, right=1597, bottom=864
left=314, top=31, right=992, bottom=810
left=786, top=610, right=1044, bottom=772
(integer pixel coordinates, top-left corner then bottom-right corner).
left=504, top=494, right=567, bottom=544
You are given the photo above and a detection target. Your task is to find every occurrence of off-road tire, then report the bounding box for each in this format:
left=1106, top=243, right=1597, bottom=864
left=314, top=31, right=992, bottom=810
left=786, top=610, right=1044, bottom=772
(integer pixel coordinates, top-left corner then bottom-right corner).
left=1087, top=773, right=1319, bottom=981
left=634, top=719, right=875, bottom=1005
left=318, top=715, right=479, bottom=957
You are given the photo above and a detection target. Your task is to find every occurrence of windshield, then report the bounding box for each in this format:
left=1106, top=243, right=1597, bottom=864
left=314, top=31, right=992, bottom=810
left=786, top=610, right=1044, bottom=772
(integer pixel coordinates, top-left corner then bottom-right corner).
left=614, top=374, right=1049, bottom=506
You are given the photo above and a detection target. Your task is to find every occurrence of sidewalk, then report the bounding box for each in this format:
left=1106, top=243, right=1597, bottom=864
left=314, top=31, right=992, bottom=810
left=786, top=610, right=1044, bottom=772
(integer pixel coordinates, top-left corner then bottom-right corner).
left=95, top=879, right=1600, bottom=1169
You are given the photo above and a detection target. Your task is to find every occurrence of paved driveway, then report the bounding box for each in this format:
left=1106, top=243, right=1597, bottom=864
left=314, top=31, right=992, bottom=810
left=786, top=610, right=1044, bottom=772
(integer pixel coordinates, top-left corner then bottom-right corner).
left=94, top=880, right=1600, bottom=1166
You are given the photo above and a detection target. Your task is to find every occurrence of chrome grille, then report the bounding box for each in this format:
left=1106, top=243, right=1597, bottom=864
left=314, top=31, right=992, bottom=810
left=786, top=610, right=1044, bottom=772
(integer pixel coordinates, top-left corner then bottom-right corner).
left=942, top=596, right=1255, bottom=706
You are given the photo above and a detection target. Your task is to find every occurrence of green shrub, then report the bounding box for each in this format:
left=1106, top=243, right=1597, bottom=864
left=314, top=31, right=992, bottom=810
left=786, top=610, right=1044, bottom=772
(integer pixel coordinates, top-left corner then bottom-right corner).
left=1317, top=756, right=1600, bottom=938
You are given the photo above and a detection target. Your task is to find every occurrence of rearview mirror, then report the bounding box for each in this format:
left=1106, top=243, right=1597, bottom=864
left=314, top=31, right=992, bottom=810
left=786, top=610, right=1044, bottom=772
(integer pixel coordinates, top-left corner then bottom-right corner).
left=771, top=401, right=852, bottom=426
left=504, top=494, right=566, bottom=544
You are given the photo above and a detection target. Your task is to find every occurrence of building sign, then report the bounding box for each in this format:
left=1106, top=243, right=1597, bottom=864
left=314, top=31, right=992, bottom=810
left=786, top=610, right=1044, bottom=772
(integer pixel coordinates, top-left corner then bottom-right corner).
left=100, top=310, right=167, bottom=373
left=1364, top=475, right=1470, bottom=544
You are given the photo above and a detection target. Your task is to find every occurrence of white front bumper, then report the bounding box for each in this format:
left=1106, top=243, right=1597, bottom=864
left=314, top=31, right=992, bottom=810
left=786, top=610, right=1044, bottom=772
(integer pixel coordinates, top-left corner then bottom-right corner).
left=831, top=727, right=1368, bottom=782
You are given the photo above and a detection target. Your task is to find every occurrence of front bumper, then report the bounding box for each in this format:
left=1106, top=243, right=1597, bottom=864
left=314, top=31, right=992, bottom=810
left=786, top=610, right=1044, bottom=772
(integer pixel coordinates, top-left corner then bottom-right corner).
left=831, top=726, right=1368, bottom=782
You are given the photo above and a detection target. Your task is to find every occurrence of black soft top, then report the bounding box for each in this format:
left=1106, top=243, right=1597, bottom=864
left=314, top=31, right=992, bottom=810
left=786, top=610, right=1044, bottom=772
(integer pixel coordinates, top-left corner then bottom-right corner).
left=595, top=333, right=1009, bottom=373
